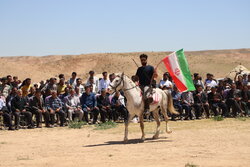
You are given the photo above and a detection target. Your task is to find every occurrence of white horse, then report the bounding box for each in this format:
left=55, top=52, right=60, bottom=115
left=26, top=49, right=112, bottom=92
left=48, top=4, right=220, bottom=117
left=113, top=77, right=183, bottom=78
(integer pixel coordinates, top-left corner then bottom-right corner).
left=108, top=73, right=178, bottom=143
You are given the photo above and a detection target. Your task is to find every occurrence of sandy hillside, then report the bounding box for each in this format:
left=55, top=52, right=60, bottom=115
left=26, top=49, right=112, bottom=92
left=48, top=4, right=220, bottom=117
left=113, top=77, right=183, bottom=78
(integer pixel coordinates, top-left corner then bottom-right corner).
left=0, top=48, right=250, bottom=83
left=0, top=118, right=250, bottom=167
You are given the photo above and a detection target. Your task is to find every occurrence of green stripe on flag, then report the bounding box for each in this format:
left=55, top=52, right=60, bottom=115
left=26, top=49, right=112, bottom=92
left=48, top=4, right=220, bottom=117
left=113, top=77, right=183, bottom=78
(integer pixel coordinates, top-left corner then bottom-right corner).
left=176, top=49, right=196, bottom=91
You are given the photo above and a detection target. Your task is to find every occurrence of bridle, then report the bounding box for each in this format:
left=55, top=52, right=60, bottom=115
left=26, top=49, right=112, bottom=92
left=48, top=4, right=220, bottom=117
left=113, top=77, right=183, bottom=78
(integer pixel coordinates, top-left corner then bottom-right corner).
left=109, top=73, right=139, bottom=92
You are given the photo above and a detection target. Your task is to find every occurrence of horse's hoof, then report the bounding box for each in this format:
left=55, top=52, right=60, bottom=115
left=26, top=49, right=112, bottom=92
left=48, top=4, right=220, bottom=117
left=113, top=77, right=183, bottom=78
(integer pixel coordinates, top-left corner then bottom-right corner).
left=152, top=135, right=159, bottom=139
left=141, top=137, right=145, bottom=142
left=166, top=130, right=172, bottom=134
left=124, top=139, right=128, bottom=144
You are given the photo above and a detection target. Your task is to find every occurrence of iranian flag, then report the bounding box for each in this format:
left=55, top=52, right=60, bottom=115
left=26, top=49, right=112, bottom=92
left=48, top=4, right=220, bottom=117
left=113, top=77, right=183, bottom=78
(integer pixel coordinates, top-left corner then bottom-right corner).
left=162, top=49, right=195, bottom=92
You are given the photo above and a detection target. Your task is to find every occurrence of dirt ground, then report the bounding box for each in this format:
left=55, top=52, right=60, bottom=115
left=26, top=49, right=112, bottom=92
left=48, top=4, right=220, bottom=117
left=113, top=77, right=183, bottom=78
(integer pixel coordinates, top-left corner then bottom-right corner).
left=0, top=118, right=250, bottom=167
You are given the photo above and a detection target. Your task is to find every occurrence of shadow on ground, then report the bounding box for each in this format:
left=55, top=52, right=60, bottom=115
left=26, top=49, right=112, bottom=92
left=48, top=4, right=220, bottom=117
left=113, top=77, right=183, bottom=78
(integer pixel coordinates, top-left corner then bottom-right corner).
left=83, top=137, right=172, bottom=147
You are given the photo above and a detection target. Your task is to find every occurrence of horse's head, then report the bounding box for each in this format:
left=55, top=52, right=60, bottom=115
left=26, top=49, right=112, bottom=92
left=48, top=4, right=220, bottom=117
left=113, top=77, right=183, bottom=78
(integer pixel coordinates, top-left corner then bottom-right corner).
left=108, top=72, right=125, bottom=94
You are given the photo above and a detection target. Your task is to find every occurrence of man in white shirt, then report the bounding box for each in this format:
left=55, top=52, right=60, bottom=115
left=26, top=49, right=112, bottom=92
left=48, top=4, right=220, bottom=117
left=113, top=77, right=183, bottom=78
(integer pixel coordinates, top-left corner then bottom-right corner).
left=68, top=72, right=77, bottom=88
left=75, top=78, right=84, bottom=94
left=205, top=73, right=217, bottom=88
left=86, top=71, right=99, bottom=92
left=99, top=72, right=110, bottom=93
left=159, top=72, right=172, bottom=90
left=64, top=89, right=83, bottom=121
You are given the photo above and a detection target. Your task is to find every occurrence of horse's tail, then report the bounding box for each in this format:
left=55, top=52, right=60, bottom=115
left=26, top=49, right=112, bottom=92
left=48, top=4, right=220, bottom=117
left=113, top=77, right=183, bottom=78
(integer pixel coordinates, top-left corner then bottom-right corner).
left=164, top=90, right=179, bottom=115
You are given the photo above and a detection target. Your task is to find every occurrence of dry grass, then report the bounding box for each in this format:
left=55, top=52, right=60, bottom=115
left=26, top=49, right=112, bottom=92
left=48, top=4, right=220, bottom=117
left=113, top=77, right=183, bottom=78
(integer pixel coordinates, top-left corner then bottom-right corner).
left=0, top=48, right=249, bottom=83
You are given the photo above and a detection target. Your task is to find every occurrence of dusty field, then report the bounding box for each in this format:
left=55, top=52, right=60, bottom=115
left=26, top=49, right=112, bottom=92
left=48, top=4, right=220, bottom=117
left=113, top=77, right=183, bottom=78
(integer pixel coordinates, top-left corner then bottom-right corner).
left=1, top=118, right=250, bottom=167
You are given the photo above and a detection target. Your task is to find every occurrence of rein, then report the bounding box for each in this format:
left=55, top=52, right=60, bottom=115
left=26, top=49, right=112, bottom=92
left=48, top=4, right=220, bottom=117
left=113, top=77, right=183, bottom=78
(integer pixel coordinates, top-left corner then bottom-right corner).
left=109, top=74, right=139, bottom=92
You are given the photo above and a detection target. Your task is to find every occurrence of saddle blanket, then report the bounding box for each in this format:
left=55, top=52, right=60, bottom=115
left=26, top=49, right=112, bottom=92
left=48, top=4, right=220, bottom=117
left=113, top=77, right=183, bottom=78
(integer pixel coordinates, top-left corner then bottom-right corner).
left=150, top=92, right=160, bottom=104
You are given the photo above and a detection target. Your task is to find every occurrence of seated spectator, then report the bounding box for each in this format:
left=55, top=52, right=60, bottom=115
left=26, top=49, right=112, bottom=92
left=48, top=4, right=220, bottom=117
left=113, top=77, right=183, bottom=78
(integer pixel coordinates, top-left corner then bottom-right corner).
left=99, top=72, right=110, bottom=93
left=159, top=72, right=172, bottom=90
left=29, top=89, right=46, bottom=128
left=181, top=91, right=195, bottom=120
left=0, top=77, right=11, bottom=98
left=97, top=88, right=112, bottom=123
left=171, top=86, right=183, bottom=120
left=46, top=90, right=66, bottom=127
left=6, top=87, right=18, bottom=112
left=11, top=90, right=34, bottom=129
left=111, top=91, right=128, bottom=122
left=0, top=95, right=14, bottom=130
left=208, top=87, right=228, bottom=117
left=80, top=85, right=99, bottom=124
left=226, top=83, right=243, bottom=117
left=241, top=85, right=250, bottom=116
left=64, top=89, right=83, bottom=121
left=193, top=85, right=210, bottom=119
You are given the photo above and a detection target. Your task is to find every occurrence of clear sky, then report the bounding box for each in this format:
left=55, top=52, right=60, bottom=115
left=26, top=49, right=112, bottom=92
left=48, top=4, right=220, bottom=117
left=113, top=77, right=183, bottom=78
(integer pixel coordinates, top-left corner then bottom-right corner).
left=0, top=0, right=249, bottom=57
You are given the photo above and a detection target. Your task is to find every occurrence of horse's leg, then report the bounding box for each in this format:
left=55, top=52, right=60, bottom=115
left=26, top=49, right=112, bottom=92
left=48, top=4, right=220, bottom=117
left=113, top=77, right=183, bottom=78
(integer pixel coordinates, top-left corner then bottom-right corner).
left=152, top=109, right=160, bottom=139
left=124, top=113, right=133, bottom=143
left=139, top=113, right=145, bottom=141
left=161, top=106, right=172, bottom=134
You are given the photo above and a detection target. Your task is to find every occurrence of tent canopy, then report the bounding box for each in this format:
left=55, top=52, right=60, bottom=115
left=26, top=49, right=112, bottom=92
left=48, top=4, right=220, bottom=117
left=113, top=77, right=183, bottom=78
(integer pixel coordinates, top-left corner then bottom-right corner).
left=226, top=65, right=250, bottom=79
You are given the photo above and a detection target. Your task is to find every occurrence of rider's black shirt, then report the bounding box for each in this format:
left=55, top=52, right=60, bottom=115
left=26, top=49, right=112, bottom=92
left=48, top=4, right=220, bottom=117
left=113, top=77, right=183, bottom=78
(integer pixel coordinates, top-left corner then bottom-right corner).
left=136, top=65, right=154, bottom=87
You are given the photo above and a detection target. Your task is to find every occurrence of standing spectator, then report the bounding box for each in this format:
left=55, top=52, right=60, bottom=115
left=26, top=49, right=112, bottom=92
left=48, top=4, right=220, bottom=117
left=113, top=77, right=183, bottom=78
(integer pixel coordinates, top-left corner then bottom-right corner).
left=57, top=78, right=67, bottom=95
left=46, top=90, right=66, bottom=127
left=21, top=78, right=33, bottom=97
left=131, top=75, right=139, bottom=86
left=0, top=77, right=11, bottom=98
left=205, top=73, right=217, bottom=88
left=193, top=85, right=210, bottom=119
left=80, top=85, right=99, bottom=124
left=12, top=76, right=20, bottom=88
left=64, top=89, right=83, bottom=121
left=181, top=91, right=195, bottom=120
left=193, top=73, right=204, bottom=89
left=86, top=70, right=99, bottom=91
left=208, top=87, right=228, bottom=117
left=68, top=72, right=77, bottom=88
left=75, top=78, right=84, bottom=94
left=159, top=72, right=172, bottom=90
left=109, top=73, right=116, bottom=83
left=97, top=88, right=112, bottom=123
left=11, top=90, right=34, bottom=129
left=99, top=72, right=110, bottom=93
left=6, top=75, right=13, bottom=87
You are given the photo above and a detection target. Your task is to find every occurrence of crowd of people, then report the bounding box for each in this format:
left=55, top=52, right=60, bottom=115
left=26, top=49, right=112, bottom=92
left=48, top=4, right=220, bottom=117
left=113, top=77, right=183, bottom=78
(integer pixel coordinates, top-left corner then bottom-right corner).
left=0, top=69, right=250, bottom=131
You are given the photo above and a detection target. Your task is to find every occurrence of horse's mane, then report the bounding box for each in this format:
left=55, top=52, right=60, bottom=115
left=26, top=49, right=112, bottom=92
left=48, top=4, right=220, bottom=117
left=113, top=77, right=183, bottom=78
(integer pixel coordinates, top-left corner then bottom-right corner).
left=116, top=73, right=140, bottom=91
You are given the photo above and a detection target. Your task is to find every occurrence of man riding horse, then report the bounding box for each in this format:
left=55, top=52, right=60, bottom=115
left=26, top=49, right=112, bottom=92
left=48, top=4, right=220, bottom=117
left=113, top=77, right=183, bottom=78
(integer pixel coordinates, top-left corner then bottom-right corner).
left=135, top=54, right=157, bottom=115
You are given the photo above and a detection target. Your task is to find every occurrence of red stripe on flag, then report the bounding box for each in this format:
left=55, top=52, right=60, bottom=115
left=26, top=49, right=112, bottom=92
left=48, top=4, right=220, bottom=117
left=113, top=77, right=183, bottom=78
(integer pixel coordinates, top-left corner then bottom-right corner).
left=162, top=57, right=187, bottom=92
